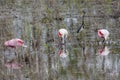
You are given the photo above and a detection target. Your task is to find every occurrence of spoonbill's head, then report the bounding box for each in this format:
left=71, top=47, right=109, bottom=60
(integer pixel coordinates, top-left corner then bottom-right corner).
left=97, top=29, right=110, bottom=41
left=4, top=38, right=27, bottom=48
left=58, top=28, right=68, bottom=38
left=16, top=39, right=27, bottom=47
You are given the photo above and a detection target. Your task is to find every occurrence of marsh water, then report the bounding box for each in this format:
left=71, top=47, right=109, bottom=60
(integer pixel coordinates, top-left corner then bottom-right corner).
left=0, top=0, right=120, bottom=80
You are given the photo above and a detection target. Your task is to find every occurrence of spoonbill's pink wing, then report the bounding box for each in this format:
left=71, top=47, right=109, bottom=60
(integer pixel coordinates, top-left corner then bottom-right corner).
left=4, top=39, right=17, bottom=48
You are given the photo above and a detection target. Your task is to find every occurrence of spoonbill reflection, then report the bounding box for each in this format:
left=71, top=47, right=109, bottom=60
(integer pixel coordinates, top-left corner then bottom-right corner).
left=4, top=38, right=27, bottom=48
left=98, top=46, right=110, bottom=56
left=4, top=60, right=23, bottom=69
left=58, top=49, right=69, bottom=58
left=58, top=28, right=68, bottom=44
left=98, top=29, right=110, bottom=42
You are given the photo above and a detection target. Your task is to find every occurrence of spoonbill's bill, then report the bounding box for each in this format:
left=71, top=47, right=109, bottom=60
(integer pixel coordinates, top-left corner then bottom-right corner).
left=58, top=28, right=68, bottom=44
left=4, top=38, right=27, bottom=48
left=98, top=29, right=110, bottom=42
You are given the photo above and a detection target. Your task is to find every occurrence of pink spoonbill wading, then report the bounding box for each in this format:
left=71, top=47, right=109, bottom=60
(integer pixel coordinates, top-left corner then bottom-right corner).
left=58, top=28, right=68, bottom=44
left=4, top=38, right=27, bottom=48
left=97, top=29, right=110, bottom=43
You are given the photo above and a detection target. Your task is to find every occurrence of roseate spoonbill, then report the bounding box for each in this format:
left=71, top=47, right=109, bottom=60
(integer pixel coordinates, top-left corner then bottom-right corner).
left=77, top=10, right=86, bottom=33
left=98, top=29, right=110, bottom=42
left=58, top=28, right=68, bottom=44
left=4, top=38, right=27, bottom=48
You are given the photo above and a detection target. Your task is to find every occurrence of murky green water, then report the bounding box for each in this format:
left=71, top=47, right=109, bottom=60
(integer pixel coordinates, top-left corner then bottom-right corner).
left=0, top=0, right=120, bottom=80
left=1, top=30, right=120, bottom=80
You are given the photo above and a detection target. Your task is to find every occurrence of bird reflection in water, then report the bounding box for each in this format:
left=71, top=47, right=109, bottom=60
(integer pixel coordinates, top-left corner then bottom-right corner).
left=98, top=46, right=110, bottom=56
left=58, top=49, right=69, bottom=58
left=58, top=44, right=69, bottom=69
left=4, top=60, right=23, bottom=69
